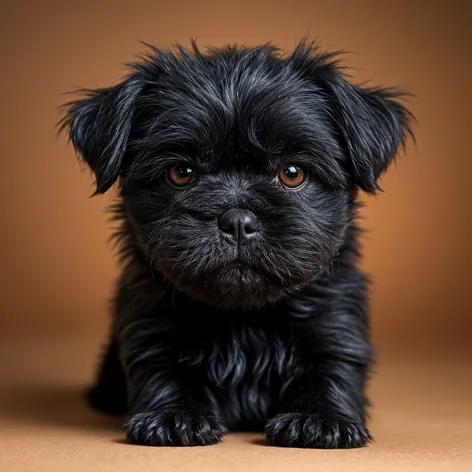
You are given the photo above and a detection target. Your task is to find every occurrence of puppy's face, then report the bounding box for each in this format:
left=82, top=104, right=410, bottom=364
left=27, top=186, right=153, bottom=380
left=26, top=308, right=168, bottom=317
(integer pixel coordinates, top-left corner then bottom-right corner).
left=60, top=41, right=412, bottom=309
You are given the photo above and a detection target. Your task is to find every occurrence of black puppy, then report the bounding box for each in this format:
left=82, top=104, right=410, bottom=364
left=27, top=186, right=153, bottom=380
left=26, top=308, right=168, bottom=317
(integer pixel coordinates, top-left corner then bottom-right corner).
left=59, top=39, right=413, bottom=448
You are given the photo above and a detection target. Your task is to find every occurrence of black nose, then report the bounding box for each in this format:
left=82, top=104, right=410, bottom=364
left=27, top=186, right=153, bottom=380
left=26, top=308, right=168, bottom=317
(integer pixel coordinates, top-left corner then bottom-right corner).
left=218, top=209, right=259, bottom=244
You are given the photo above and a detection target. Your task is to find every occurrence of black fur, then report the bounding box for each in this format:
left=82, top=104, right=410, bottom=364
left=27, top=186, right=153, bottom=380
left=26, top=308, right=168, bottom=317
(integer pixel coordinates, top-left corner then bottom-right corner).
left=59, top=39, right=413, bottom=448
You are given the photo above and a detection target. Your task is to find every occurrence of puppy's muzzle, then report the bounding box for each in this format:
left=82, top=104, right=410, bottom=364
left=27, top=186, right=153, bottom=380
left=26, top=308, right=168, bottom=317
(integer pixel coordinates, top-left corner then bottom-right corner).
left=218, top=209, right=259, bottom=246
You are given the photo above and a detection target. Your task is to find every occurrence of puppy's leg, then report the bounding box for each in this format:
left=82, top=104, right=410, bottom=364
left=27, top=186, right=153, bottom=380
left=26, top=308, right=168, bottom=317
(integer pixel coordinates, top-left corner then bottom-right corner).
left=117, top=309, right=225, bottom=446
left=266, top=275, right=373, bottom=449
left=86, top=337, right=128, bottom=415
left=266, top=360, right=371, bottom=448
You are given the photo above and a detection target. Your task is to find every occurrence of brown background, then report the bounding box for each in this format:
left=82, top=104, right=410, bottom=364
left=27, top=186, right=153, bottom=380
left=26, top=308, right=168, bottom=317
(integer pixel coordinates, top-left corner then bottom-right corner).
left=1, top=0, right=471, bottom=362
left=1, top=2, right=471, bottom=471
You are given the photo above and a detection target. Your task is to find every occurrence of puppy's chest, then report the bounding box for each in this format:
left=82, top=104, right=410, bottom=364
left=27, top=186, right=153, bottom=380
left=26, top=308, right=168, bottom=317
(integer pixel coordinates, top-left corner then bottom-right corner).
left=179, top=318, right=302, bottom=428
left=192, top=321, right=298, bottom=387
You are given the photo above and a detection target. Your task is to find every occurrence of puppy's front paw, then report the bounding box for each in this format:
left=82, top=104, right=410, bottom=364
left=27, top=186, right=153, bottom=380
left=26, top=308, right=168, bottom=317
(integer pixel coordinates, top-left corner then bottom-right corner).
left=124, top=409, right=226, bottom=446
left=265, top=413, right=371, bottom=449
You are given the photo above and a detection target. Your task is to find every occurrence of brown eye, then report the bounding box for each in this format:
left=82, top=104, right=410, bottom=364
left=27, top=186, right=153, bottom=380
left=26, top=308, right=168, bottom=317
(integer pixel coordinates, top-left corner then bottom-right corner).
left=167, top=164, right=196, bottom=187
left=279, top=164, right=306, bottom=188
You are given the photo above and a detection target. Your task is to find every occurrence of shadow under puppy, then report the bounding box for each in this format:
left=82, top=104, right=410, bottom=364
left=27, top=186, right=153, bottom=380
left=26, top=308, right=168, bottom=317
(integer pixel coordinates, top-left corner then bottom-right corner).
left=59, top=39, right=413, bottom=448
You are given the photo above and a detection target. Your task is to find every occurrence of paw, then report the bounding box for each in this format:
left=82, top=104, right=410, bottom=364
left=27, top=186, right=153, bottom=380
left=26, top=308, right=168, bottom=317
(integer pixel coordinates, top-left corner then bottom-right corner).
left=124, top=409, right=227, bottom=446
left=265, top=413, right=371, bottom=449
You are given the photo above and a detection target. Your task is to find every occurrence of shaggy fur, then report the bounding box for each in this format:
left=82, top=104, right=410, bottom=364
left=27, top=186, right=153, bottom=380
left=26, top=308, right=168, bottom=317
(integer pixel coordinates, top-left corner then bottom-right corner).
left=59, top=39, right=413, bottom=448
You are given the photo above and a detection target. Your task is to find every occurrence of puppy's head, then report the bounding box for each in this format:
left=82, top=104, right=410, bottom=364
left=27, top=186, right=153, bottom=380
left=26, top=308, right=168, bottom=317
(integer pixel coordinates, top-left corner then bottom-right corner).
left=59, top=40, right=413, bottom=309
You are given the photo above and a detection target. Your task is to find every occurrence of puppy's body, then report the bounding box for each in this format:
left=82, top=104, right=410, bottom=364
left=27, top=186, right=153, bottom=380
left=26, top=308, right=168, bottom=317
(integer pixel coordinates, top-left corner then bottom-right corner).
left=60, top=40, right=412, bottom=448
left=91, top=218, right=371, bottom=447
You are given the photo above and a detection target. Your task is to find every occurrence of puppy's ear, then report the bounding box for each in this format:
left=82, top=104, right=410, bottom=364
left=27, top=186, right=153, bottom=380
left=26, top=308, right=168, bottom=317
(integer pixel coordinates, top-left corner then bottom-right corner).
left=288, top=41, right=414, bottom=193
left=59, top=75, right=144, bottom=195
left=325, top=78, right=414, bottom=194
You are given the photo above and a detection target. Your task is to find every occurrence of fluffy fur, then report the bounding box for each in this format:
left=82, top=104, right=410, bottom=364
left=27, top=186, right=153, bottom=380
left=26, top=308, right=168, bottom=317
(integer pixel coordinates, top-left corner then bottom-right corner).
left=59, top=39, right=413, bottom=448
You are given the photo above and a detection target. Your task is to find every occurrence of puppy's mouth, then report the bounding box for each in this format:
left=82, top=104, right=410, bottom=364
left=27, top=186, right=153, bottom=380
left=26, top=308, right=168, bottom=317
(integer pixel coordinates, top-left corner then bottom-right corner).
left=155, top=249, right=293, bottom=309
left=212, top=258, right=276, bottom=282
left=217, top=256, right=260, bottom=272
left=225, top=261, right=247, bottom=269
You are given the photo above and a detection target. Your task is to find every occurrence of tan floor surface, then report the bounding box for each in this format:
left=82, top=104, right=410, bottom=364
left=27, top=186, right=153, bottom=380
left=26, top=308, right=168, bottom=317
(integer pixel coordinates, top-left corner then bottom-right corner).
left=0, top=339, right=471, bottom=472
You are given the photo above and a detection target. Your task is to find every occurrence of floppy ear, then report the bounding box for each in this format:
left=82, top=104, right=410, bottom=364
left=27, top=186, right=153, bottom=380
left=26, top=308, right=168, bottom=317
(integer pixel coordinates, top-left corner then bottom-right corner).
left=326, top=78, right=414, bottom=194
left=59, top=75, right=144, bottom=195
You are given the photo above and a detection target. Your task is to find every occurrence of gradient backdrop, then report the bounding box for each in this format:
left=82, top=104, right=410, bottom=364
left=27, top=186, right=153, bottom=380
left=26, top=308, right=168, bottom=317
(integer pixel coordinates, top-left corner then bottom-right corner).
left=1, top=0, right=470, bottom=362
